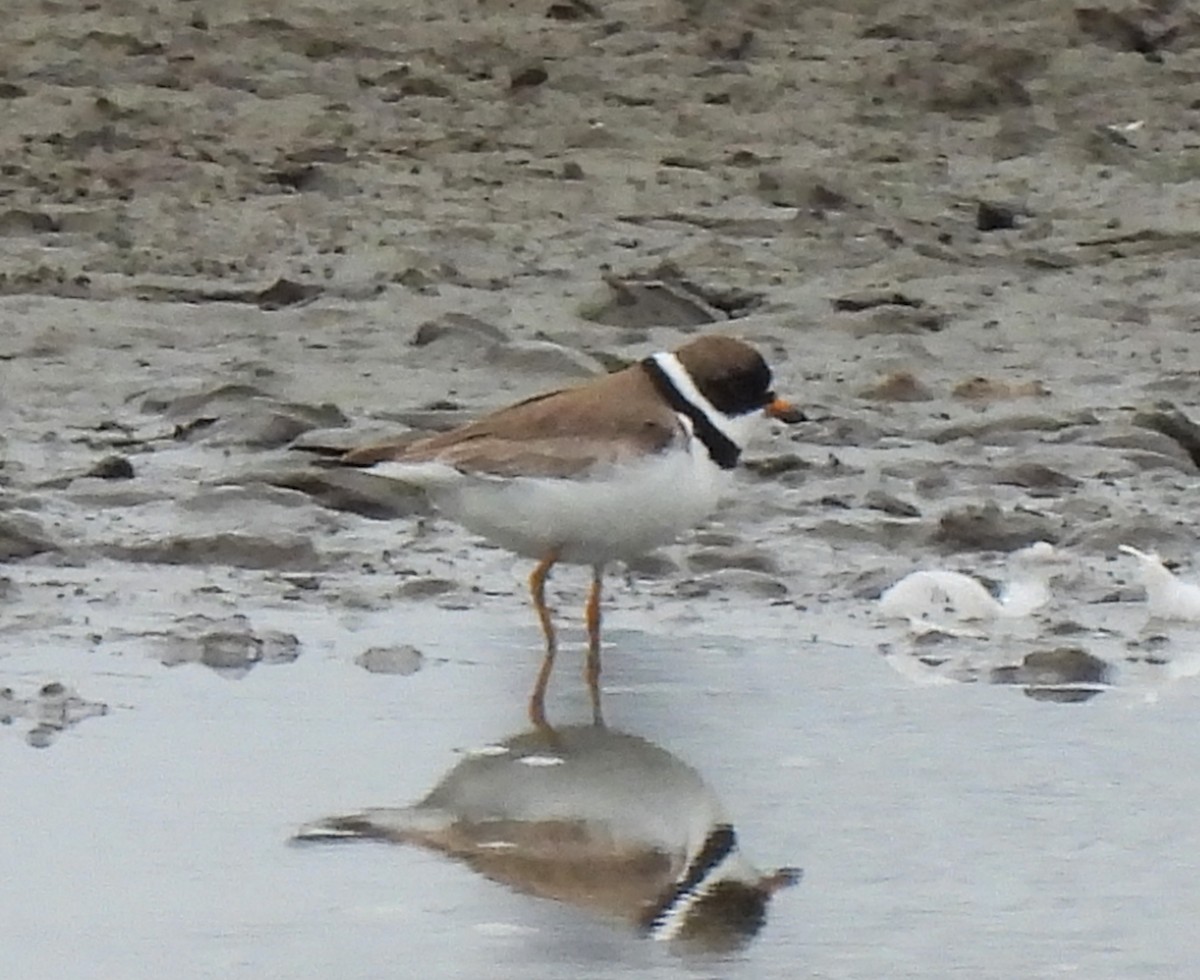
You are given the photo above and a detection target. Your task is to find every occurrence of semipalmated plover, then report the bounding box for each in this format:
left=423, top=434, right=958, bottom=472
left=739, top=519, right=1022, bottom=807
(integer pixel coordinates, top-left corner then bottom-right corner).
left=340, top=334, right=797, bottom=725
left=294, top=724, right=799, bottom=949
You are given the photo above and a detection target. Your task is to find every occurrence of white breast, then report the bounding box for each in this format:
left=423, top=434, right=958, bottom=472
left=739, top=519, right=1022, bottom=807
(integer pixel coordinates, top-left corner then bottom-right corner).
left=432, top=436, right=731, bottom=564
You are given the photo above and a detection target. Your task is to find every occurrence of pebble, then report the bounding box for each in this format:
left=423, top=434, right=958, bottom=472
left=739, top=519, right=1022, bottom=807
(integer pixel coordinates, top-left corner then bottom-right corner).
left=356, top=645, right=424, bottom=676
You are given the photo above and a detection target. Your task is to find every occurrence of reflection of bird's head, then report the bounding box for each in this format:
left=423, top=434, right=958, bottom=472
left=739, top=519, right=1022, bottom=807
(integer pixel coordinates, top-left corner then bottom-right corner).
left=640, top=823, right=800, bottom=951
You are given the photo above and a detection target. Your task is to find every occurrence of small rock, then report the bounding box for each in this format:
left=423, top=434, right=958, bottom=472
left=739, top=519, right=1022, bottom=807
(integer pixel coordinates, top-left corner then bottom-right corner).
left=510, top=64, right=549, bottom=90
left=0, top=209, right=58, bottom=235
left=1023, top=687, right=1105, bottom=704
left=255, top=278, right=322, bottom=310
left=225, top=410, right=329, bottom=449
left=990, top=647, right=1112, bottom=686
left=931, top=414, right=1073, bottom=444
left=931, top=502, right=1056, bottom=553
left=86, top=454, right=135, bottom=479
left=743, top=453, right=811, bottom=480
left=145, top=382, right=267, bottom=417
left=976, top=200, right=1019, bottom=231
left=831, top=290, right=924, bottom=312
left=412, top=312, right=507, bottom=348
left=582, top=278, right=722, bottom=329
left=1088, top=427, right=1194, bottom=465
left=264, top=164, right=323, bottom=191
left=660, top=153, right=709, bottom=169
left=546, top=0, right=601, bottom=19
left=1132, top=405, right=1200, bottom=468
left=864, top=489, right=920, bottom=518
left=994, top=463, right=1082, bottom=492
left=356, top=645, right=424, bottom=675
left=951, top=377, right=1049, bottom=401
left=755, top=168, right=851, bottom=210
left=691, top=530, right=741, bottom=548
left=623, top=553, right=681, bottom=578
left=394, top=75, right=452, bottom=98
left=0, top=515, right=56, bottom=560
left=396, top=578, right=458, bottom=599
left=687, top=547, right=778, bottom=574
left=843, top=306, right=948, bottom=337
left=582, top=263, right=763, bottom=327
left=859, top=371, right=933, bottom=402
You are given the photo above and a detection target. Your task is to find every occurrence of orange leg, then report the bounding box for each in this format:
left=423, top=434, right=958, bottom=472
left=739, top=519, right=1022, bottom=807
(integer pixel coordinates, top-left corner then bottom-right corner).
left=527, top=550, right=559, bottom=729
left=585, top=564, right=605, bottom=727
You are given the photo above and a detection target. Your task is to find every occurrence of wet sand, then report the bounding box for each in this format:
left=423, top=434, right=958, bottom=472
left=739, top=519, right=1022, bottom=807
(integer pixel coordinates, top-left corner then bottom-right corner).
left=4, top=1, right=1200, bottom=976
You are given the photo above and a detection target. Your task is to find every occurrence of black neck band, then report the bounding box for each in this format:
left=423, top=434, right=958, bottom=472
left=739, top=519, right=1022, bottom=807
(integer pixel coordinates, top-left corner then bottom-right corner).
left=641, top=358, right=741, bottom=470
left=642, top=824, right=738, bottom=936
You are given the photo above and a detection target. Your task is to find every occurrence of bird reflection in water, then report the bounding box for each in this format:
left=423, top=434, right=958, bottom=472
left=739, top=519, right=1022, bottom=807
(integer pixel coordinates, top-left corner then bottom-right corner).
left=296, top=724, right=799, bottom=951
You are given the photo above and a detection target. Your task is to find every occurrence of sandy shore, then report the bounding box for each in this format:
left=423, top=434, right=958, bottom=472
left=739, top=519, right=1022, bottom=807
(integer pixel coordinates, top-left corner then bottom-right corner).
left=4, top=0, right=1200, bottom=698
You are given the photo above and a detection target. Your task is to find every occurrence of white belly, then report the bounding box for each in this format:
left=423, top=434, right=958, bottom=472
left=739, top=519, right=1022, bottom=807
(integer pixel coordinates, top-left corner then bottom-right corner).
left=416, top=447, right=730, bottom=565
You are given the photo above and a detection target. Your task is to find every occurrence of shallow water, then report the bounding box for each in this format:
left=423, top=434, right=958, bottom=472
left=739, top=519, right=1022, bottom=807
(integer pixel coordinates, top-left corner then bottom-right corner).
left=4, top=597, right=1199, bottom=980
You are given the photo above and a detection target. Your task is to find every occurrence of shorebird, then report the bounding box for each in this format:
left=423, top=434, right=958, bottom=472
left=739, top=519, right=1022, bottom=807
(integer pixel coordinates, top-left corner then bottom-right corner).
left=339, top=335, right=798, bottom=726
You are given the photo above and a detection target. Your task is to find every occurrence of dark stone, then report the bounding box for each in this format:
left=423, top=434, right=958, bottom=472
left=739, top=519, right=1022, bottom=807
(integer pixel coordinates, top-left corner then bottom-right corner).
left=994, top=463, right=1082, bottom=491
left=931, top=502, right=1056, bottom=553
left=976, top=200, right=1019, bottom=231
left=86, top=454, right=135, bottom=480
left=743, top=453, right=811, bottom=479
left=510, top=65, right=549, bottom=90
left=255, top=278, right=322, bottom=310
left=990, top=647, right=1112, bottom=686
left=864, top=490, right=920, bottom=518
left=264, top=165, right=322, bottom=191
left=396, top=578, right=458, bottom=599
left=1132, top=405, right=1200, bottom=468
left=831, top=290, right=924, bottom=312
left=546, top=0, right=601, bottom=20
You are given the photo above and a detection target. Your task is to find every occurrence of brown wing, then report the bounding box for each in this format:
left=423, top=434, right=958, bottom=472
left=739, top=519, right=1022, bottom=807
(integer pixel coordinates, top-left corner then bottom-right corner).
left=415, top=818, right=677, bottom=924
left=341, top=365, right=684, bottom=478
